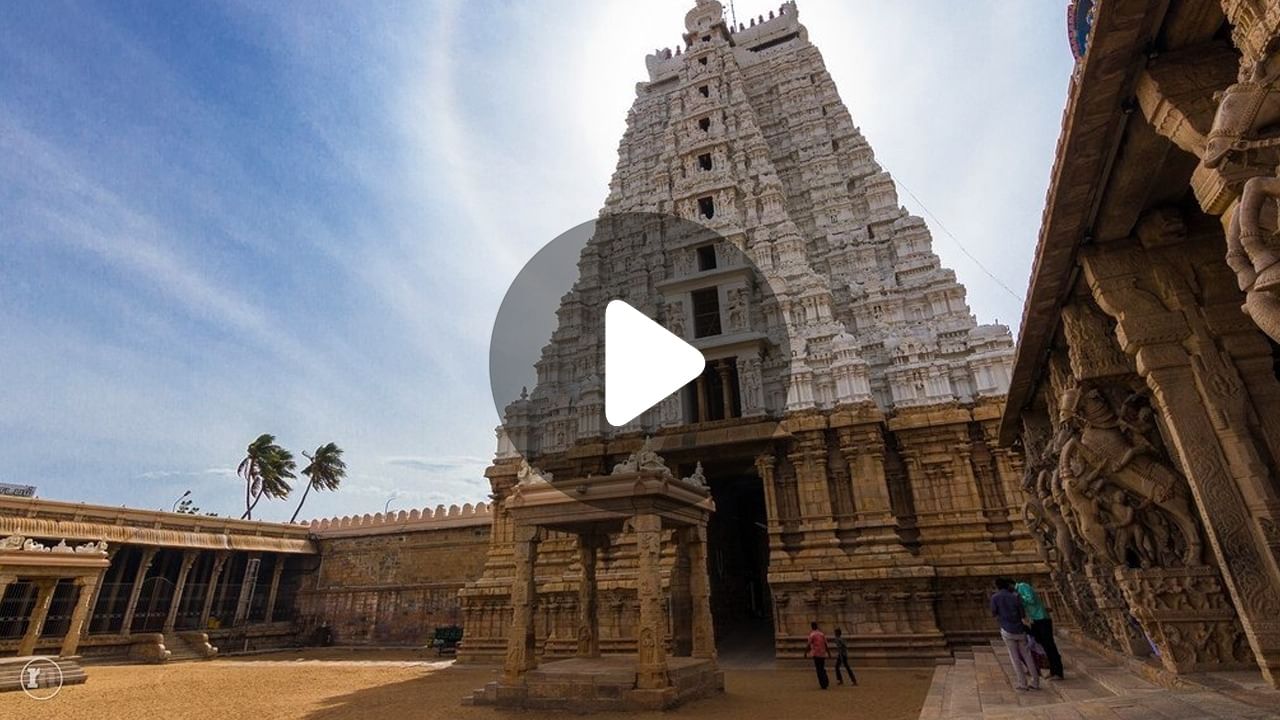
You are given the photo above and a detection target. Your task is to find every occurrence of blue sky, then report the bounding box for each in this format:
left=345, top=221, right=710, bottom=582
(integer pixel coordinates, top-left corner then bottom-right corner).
left=0, top=1, right=1074, bottom=522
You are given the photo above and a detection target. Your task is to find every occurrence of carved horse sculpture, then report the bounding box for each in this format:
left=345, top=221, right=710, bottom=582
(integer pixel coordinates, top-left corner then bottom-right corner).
left=1203, top=59, right=1280, bottom=343
left=1058, top=388, right=1204, bottom=566
left=1203, top=61, right=1280, bottom=170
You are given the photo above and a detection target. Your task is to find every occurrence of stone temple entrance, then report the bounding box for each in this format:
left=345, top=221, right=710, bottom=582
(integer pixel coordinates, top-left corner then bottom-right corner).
left=703, top=464, right=774, bottom=663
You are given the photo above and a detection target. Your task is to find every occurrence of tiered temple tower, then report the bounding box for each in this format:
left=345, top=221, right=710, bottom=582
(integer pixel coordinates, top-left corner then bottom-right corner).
left=461, top=1, right=1044, bottom=665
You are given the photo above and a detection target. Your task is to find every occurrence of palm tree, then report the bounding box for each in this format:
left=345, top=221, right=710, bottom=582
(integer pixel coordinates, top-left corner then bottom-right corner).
left=238, top=434, right=296, bottom=520
left=291, top=442, right=346, bottom=523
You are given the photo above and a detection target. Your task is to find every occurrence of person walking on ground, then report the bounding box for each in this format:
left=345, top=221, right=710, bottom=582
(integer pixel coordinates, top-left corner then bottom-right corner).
left=832, top=627, right=857, bottom=686
left=805, top=621, right=830, bottom=689
left=990, top=577, right=1040, bottom=691
left=1016, top=579, right=1064, bottom=680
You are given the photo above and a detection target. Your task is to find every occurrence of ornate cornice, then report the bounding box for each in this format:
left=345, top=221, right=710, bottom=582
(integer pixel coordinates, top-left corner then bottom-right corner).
left=0, top=497, right=316, bottom=554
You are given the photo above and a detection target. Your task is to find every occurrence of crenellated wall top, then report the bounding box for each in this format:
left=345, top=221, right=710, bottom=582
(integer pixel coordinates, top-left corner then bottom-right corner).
left=307, top=501, right=493, bottom=538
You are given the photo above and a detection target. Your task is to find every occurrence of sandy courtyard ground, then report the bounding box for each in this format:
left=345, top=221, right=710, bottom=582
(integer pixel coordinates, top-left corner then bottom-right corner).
left=1, top=650, right=932, bottom=720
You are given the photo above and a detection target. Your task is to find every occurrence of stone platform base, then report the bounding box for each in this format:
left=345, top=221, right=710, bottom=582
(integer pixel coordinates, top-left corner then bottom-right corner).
left=0, top=655, right=88, bottom=694
left=464, top=656, right=724, bottom=712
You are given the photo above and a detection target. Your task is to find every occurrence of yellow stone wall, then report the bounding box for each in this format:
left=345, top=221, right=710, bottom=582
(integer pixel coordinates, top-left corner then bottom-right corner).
left=295, top=522, right=490, bottom=645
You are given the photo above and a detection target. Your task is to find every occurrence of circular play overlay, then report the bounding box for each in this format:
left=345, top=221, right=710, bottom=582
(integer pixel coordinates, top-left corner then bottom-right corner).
left=487, top=211, right=795, bottom=504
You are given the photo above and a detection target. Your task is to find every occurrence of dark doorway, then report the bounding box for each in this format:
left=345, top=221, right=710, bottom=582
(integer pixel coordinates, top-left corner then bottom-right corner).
left=704, top=468, right=774, bottom=662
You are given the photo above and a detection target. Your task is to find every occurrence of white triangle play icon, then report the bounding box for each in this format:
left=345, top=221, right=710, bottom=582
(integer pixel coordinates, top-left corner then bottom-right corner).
left=605, top=299, right=706, bottom=427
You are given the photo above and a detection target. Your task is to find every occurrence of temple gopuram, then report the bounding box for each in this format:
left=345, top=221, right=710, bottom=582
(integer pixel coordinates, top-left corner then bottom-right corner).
left=458, top=0, right=1044, bottom=668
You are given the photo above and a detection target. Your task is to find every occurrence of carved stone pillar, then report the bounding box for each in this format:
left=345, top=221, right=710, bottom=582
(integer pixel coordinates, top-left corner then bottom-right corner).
left=264, top=556, right=286, bottom=623
left=80, top=546, right=117, bottom=638
left=685, top=525, right=717, bottom=662
left=199, top=553, right=228, bottom=629
left=669, top=533, right=693, bottom=657
left=716, top=360, right=735, bottom=418
left=164, top=551, right=197, bottom=633
left=576, top=534, right=599, bottom=658
left=836, top=425, right=901, bottom=551
left=1084, top=243, right=1280, bottom=686
left=121, top=548, right=158, bottom=634
left=633, top=513, right=669, bottom=690
left=754, top=453, right=781, bottom=535
left=787, top=428, right=838, bottom=550
left=503, top=524, right=540, bottom=684
left=695, top=376, right=709, bottom=421
left=94, top=549, right=130, bottom=634
left=61, top=576, right=99, bottom=656
left=19, top=579, right=58, bottom=656
left=233, top=552, right=262, bottom=626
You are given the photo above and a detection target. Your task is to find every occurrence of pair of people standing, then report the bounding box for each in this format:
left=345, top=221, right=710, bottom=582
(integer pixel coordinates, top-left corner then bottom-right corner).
left=989, top=577, right=1064, bottom=691
left=805, top=622, right=856, bottom=689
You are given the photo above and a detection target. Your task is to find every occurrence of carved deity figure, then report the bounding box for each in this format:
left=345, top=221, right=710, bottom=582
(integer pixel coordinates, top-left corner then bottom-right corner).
left=1058, top=446, right=1113, bottom=564
left=74, top=540, right=108, bottom=554
left=516, top=459, right=551, bottom=486
left=1102, top=489, right=1157, bottom=569
left=1058, top=387, right=1203, bottom=566
left=666, top=301, right=686, bottom=338
left=683, top=461, right=708, bottom=489
left=612, top=437, right=673, bottom=477
left=0, top=535, right=25, bottom=550
left=726, top=288, right=746, bottom=330
left=1020, top=431, right=1082, bottom=572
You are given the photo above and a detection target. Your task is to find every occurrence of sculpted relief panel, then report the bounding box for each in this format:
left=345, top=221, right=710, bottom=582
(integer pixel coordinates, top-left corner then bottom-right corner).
left=1018, top=283, right=1253, bottom=673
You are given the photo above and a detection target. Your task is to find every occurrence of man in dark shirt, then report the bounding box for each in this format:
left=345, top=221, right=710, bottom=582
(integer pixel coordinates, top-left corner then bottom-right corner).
left=990, top=577, right=1040, bottom=691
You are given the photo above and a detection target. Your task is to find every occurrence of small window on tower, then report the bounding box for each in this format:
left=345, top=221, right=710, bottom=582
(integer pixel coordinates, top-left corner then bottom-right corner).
left=696, top=244, right=717, bottom=270
left=832, top=139, right=839, bottom=150
left=699, top=85, right=710, bottom=98
left=699, top=117, right=711, bottom=132
left=698, top=196, right=715, bottom=219
left=698, top=153, right=713, bottom=171
left=699, top=56, right=708, bottom=66
left=702, top=34, right=711, bottom=42
left=692, top=287, right=722, bottom=337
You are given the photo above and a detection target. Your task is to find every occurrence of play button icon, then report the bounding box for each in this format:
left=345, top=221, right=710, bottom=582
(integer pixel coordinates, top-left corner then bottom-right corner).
left=487, top=211, right=793, bottom=469
left=604, top=300, right=705, bottom=427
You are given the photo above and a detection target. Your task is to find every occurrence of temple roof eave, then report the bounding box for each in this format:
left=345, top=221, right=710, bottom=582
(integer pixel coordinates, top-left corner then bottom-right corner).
left=997, top=0, right=1170, bottom=446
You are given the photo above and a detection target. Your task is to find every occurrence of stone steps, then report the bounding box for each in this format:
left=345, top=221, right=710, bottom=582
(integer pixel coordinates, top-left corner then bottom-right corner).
left=164, top=632, right=217, bottom=663
left=915, top=665, right=951, bottom=720
left=0, top=655, right=88, bottom=695
left=165, top=643, right=204, bottom=662
left=918, top=638, right=1277, bottom=720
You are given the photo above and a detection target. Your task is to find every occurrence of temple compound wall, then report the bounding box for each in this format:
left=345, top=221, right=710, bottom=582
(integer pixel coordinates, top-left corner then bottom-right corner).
left=1002, top=0, right=1280, bottom=688
left=459, top=1, right=1048, bottom=667
left=0, top=497, right=496, bottom=658
left=295, top=504, right=491, bottom=645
